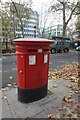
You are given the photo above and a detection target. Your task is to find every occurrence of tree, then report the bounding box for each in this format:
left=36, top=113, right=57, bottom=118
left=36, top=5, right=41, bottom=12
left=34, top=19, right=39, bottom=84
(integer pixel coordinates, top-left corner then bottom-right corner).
left=76, top=19, right=80, bottom=38
left=75, top=1, right=80, bottom=38
left=40, top=3, right=52, bottom=38
left=51, top=0, right=79, bottom=36
left=41, top=9, right=50, bottom=38
left=0, top=2, right=13, bottom=50
left=0, top=0, right=31, bottom=50
left=10, top=0, right=30, bottom=38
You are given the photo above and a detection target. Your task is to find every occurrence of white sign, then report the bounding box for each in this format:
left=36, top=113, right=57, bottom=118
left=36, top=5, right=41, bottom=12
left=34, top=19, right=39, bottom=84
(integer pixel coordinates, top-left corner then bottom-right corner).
left=29, top=55, right=36, bottom=65
left=44, top=54, right=48, bottom=63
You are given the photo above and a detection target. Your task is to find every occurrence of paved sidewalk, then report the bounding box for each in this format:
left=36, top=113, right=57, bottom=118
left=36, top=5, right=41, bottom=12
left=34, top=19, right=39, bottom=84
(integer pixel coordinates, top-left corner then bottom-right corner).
left=2, top=53, right=16, bottom=56
left=1, top=79, right=79, bottom=119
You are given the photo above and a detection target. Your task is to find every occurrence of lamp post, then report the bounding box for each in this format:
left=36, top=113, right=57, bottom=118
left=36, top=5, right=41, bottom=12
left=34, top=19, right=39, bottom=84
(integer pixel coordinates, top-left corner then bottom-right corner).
left=34, top=25, right=36, bottom=38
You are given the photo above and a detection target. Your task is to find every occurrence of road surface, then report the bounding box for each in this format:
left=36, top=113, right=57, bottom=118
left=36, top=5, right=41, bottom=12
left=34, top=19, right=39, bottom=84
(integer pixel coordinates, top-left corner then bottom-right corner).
left=2, top=50, right=79, bottom=87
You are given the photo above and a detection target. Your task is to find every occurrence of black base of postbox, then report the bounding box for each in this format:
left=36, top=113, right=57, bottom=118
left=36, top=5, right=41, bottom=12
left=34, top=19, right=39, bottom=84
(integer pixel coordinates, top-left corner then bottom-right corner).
left=18, top=84, right=47, bottom=103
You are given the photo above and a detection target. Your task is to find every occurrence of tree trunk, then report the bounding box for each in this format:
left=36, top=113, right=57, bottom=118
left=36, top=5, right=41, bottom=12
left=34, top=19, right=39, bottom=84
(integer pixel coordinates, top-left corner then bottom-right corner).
left=20, top=23, right=24, bottom=38
left=63, top=24, right=67, bottom=36
left=5, top=41, right=8, bottom=52
left=22, top=27, right=24, bottom=38
left=63, top=3, right=66, bottom=36
left=42, top=28, right=45, bottom=38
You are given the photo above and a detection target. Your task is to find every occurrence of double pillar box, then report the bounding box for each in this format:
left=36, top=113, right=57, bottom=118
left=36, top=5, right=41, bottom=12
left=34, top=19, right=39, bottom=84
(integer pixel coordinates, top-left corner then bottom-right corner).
left=13, top=38, right=53, bottom=103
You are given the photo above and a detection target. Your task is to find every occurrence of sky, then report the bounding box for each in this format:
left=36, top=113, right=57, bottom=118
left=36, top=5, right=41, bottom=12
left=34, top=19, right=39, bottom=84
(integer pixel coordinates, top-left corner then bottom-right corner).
left=2, top=0, right=77, bottom=13
left=1, top=0, right=78, bottom=28
left=2, top=0, right=52, bottom=12
left=31, top=0, right=51, bottom=11
left=2, top=0, right=55, bottom=27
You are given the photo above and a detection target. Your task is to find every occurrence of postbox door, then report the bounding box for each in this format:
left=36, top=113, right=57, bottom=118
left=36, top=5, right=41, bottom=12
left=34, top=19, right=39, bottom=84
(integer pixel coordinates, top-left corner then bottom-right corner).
left=17, top=54, right=26, bottom=89
left=36, top=53, right=49, bottom=87
left=26, top=52, right=49, bottom=89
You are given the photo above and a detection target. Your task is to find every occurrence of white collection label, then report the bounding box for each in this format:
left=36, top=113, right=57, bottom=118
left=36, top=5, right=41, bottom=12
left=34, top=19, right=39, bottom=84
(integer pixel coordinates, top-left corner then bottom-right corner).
left=44, top=54, right=48, bottom=63
left=29, top=55, right=36, bottom=65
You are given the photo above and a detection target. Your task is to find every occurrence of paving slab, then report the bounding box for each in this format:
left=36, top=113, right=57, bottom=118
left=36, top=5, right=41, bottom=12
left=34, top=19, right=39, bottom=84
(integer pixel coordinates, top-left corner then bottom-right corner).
left=40, top=97, right=63, bottom=115
left=36, top=94, right=57, bottom=106
left=0, top=91, right=2, bottom=120
left=31, top=111, right=48, bottom=118
left=2, top=84, right=57, bottom=118
left=2, top=88, right=43, bottom=118
left=48, top=79, right=71, bottom=97
left=2, top=79, right=79, bottom=119
left=4, top=88, right=26, bottom=107
left=2, top=100, right=13, bottom=118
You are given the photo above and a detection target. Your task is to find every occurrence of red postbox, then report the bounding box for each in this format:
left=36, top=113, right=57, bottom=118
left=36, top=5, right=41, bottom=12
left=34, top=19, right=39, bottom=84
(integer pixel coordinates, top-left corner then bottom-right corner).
left=13, top=38, right=53, bottom=103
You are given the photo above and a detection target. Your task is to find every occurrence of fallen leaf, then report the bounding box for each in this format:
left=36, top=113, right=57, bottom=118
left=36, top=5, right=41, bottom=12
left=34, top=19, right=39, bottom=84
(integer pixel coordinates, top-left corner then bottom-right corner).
left=7, top=84, right=12, bottom=87
left=5, top=87, right=10, bottom=91
left=9, top=76, right=13, bottom=80
left=2, top=96, right=7, bottom=100
left=70, top=77, right=76, bottom=80
left=58, top=107, right=63, bottom=111
left=63, top=95, right=72, bottom=102
left=72, top=105, right=77, bottom=109
left=75, top=90, right=79, bottom=94
left=48, top=114, right=55, bottom=118
left=67, top=104, right=71, bottom=107
left=55, top=114, right=61, bottom=118
left=71, top=113, right=78, bottom=118
left=68, top=98, right=75, bottom=103
left=1, top=88, right=6, bottom=91
left=12, top=83, right=17, bottom=88
left=67, top=85, right=71, bottom=88
left=65, top=108, right=72, bottom=116
left=48, top=62, right=79, bottom=89
left=77, top=109, right=80, bottom=114
left=73, top=100, right=79, bottom=106
left=53, top=84, right=58, bottom=88
left=13, top=83, right=17, bottom=85
left=62, top=101, right=68, bottom=109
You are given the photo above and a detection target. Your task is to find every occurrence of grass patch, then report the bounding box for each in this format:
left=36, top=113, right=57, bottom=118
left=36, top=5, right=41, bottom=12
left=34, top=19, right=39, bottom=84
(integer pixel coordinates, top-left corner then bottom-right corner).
left=48, top=90, right=53, bottom=95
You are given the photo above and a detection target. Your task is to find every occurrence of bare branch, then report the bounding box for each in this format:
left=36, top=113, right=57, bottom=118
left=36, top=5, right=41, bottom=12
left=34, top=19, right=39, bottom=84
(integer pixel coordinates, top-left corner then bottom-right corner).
left=66, top=1, right=79, bottom=25
left=51, top=3, right=63, bottom=11
left=10, top=0, right=30, bottom=37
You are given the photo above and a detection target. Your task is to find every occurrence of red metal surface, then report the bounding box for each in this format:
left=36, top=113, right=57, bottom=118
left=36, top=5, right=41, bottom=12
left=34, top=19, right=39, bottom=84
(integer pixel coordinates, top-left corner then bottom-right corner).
left=25, top=51, right=49, bottom=89
left=13, top=38, right=53, bottom=89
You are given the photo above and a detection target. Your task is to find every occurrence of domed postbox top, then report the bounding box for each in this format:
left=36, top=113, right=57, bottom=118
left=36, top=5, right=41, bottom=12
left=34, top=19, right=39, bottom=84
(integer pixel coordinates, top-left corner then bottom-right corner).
left=13, top=38, right=53, bottom=45
left=13, top=38, right=54, bottom=46
left=13, top=38, right=53, bottom=42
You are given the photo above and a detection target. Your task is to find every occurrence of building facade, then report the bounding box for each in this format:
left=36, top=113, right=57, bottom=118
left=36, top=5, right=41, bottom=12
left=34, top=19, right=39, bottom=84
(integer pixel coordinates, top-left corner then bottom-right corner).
left=1, top=2, right=40, bottom=44
left=43, top=24, right=63, bottom=39
left=9, top=2, right=40, bottom=39
left=15, top=8, right=39, bottom=38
